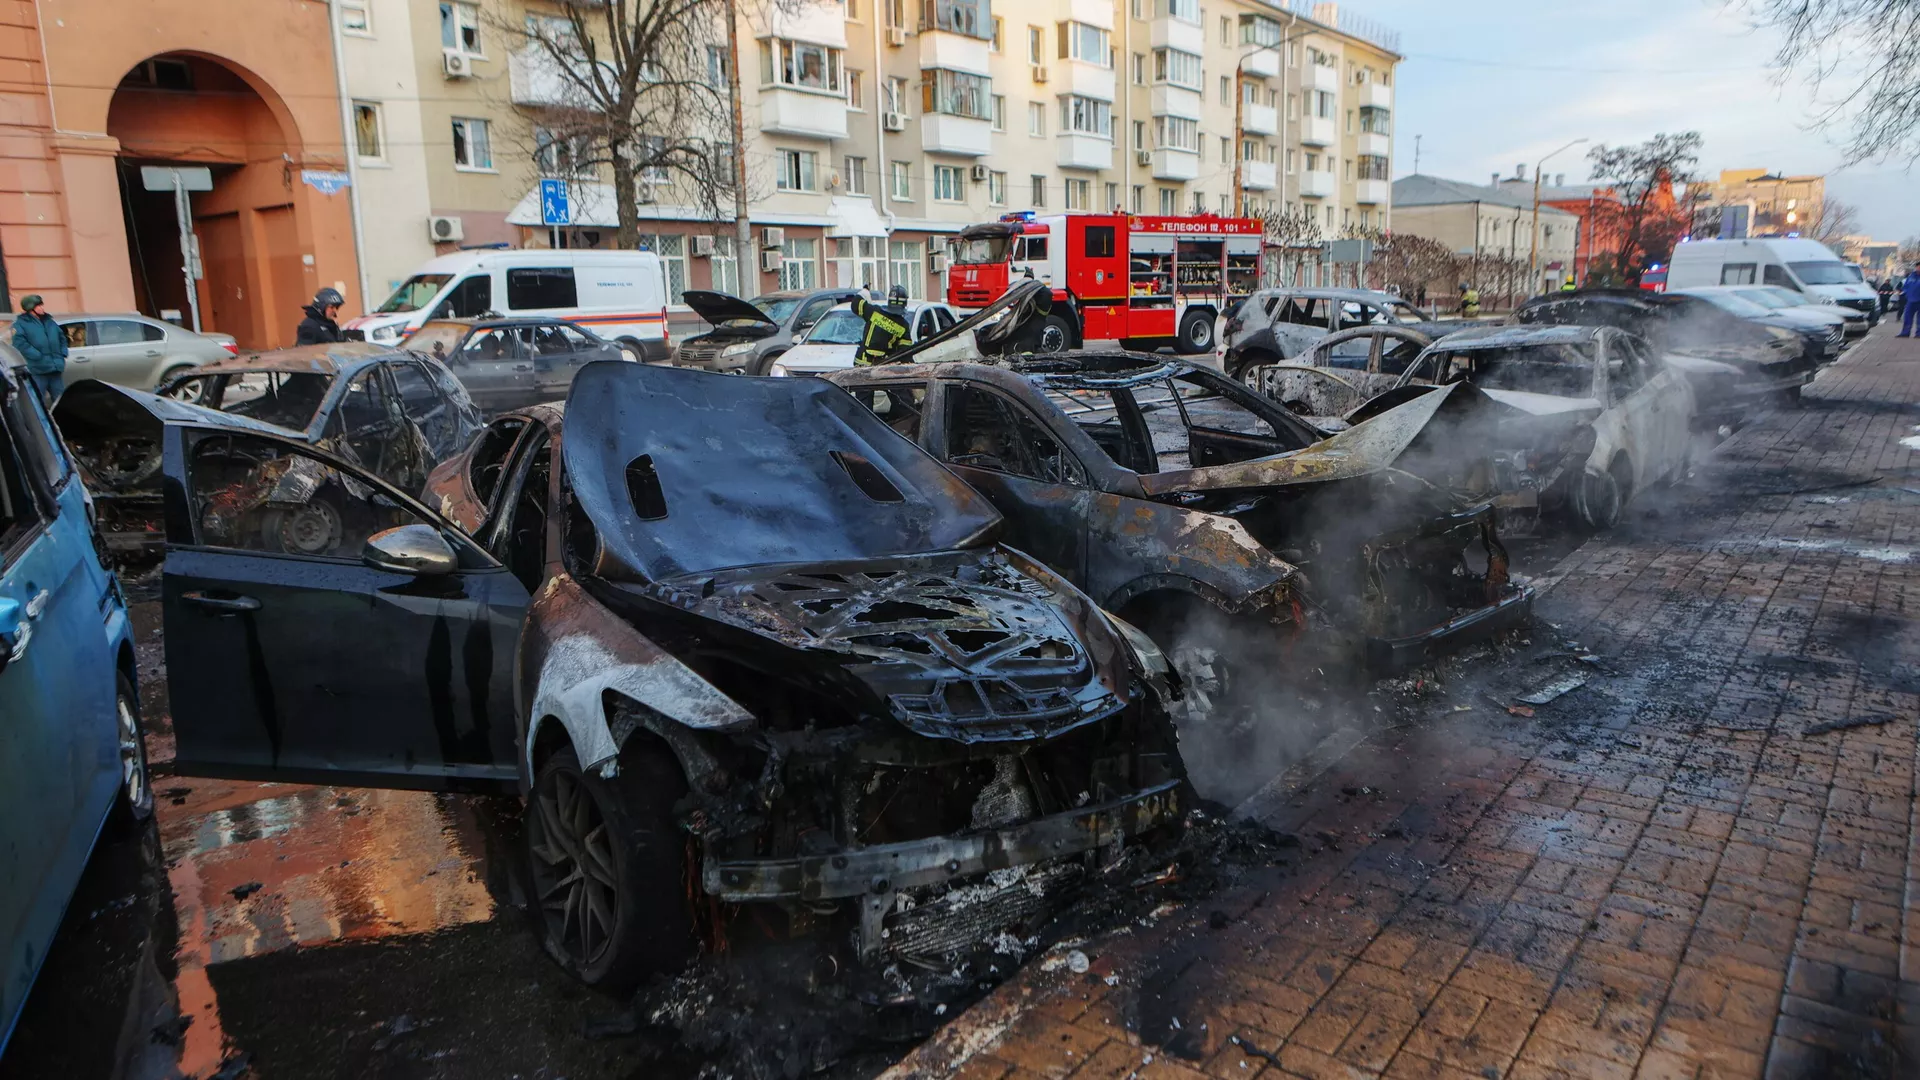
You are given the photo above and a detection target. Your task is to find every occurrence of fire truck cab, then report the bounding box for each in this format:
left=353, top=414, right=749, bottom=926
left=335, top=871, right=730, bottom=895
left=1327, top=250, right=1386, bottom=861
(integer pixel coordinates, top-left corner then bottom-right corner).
left=947, top=211, right=1263, bottom=355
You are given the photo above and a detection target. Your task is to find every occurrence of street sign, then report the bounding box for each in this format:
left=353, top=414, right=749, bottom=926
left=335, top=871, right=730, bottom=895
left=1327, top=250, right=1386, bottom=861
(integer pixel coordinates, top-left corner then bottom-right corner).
left=139, top=167, right=213, bottom=333
left=139, top=166, right=212, bottom=193
left=540, top=179, right=571, bottom=226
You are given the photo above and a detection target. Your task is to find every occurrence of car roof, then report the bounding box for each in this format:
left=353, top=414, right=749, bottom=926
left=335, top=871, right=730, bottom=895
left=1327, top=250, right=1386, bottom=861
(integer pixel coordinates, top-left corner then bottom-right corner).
left=415, top=316, right=584, bottom=330
left=1252, top=287, right=1408, bottom=303
left=1428, top=325, right=1601, bottom=350
left=181, top=342, right=413, bottom=377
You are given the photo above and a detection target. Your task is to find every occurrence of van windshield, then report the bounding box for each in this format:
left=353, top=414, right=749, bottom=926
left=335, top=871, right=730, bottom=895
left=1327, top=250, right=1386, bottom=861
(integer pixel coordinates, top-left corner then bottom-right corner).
left=377, top=274, right=453, bottom=314
left=1788, top=261, right=1855, bottom=286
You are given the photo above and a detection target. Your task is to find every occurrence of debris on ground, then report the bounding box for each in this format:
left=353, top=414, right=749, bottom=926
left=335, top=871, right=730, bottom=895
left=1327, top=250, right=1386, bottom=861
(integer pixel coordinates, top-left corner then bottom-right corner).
left=229, top=882, right=263, bottom=901
left=1517, top=674, right=1589, bottom=705
left=1803, top=713, right=1899, bottom=737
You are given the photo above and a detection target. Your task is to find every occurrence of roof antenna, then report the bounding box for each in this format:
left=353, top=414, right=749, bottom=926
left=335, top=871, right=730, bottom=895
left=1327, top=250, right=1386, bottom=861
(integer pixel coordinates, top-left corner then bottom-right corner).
left=1414, top=134, right=1422, bottom=175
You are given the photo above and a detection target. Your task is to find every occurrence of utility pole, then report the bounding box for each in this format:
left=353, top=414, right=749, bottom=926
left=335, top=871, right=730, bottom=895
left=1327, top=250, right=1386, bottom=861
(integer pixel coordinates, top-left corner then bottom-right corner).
left=1413, top=134, right=1421, bottom=175
left=725, top=0, right=755, bottom=298
left=1529, top=137, right=1586, bottom=295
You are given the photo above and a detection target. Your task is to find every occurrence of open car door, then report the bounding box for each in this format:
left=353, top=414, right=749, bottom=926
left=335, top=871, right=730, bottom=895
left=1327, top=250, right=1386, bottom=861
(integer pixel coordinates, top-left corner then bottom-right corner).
left=159, top=424, right=529, bottom=791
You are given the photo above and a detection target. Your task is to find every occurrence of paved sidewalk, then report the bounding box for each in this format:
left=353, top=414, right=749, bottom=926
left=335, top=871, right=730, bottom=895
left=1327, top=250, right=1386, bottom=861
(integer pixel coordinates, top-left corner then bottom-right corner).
left=885, top=328, right=1920, bottom=1080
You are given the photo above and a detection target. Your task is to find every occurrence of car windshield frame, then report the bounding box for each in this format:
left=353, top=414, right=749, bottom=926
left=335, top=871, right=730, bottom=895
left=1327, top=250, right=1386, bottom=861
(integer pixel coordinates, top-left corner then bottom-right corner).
left=803, top=309, right=866, bottom=345
left=1434, top=342, right=1598, bottom=398
left=167, top=370, right=335, bottom=432
left=402, top=322, right=470, bottom=357
left=1788, top=261, right=1855, bottom=286
left=376, top=274, right=453, bottom=314
left=745, top=295, right=804, bottom=327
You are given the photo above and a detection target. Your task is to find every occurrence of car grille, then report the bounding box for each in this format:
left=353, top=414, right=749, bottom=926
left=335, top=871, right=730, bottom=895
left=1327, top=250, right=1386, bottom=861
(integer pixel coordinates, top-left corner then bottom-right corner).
left=1837, top=297, right=1876, bottom=315
left=674, top=337, right=724, bottom=368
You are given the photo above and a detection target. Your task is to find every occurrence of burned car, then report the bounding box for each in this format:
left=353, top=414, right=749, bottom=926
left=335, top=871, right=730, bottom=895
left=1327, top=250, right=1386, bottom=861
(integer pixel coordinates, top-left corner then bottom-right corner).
left=1243, top=324, right=1435, bottom=425
left=672, top=287, right=857, bottom=375
left=155, top=361, right=1184, bottom=989
left=824, top=355, right=1532, bottom=673
left=53, top=344, right=482, bottom=553
left=399, top=316, right=629, bottom=411
left=1223, top=287, right=1485, bottom=380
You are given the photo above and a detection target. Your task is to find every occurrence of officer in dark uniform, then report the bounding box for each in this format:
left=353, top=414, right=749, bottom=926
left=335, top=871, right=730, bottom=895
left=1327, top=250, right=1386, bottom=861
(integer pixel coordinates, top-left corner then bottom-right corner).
left=852, top=284, right=912, bottom=364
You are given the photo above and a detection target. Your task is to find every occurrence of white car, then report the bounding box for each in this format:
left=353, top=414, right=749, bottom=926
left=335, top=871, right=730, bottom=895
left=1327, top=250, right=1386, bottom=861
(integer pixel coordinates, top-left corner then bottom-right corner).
left=769, top=301, right=961, bottom=376
left=1, top=312, right=238, bottom=391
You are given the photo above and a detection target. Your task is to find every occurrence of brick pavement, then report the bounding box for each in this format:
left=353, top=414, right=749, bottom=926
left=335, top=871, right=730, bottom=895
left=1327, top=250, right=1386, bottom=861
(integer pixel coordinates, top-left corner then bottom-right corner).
left=883, top=327, right=1920, bottom=1080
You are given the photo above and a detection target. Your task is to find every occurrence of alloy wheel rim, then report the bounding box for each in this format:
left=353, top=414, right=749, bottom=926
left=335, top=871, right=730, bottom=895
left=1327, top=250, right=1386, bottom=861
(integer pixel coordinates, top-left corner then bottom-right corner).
left=281, top=502, right=341, bottom=555
left=118, top=695, right=151, bottom=815
left=529, top=772, right=619, bottom=968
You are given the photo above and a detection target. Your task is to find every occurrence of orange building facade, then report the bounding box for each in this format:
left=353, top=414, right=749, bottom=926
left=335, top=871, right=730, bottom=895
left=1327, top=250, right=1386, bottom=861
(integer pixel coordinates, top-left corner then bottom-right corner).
left=0, top=0, right=360, bottom=349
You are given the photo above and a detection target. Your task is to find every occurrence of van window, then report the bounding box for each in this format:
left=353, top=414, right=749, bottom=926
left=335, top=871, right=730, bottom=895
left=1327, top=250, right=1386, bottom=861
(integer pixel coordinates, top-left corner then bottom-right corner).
left=434, top=275, right=493, bottom=318
left=507, top=267, right=579, bottom=310
left=1762, top=265, right=1795, bottom=289
left=1720, top=263, right=1757, bottom=286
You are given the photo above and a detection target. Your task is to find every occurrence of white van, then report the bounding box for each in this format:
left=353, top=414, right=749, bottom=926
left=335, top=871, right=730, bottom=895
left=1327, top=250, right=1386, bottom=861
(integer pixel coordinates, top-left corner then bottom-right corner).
left=1667, top=238, right=1881, bottom=323
left=345, top=248, right=671, bottom=361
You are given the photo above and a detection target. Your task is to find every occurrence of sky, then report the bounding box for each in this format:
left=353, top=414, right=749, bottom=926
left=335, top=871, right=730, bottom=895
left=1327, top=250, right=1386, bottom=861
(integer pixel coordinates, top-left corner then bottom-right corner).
left=1358, top=0, right=1919, bottom=242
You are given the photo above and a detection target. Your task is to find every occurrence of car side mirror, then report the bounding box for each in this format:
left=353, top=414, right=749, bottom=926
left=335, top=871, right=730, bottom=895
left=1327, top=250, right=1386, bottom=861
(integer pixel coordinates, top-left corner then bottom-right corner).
left=362, top=524, right=458, bottom=576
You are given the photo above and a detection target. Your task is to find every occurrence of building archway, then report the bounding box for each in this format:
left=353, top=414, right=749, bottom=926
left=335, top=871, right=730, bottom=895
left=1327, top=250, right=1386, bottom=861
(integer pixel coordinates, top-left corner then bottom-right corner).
left=108, top=53, right=315, bottom=349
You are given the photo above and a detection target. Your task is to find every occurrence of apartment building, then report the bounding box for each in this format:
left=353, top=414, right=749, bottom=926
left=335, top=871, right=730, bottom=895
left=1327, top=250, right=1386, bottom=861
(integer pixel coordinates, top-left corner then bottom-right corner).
left=1685, top=168, right=1825, bottom=240
left=1390, top=174, right=1580, bottom=293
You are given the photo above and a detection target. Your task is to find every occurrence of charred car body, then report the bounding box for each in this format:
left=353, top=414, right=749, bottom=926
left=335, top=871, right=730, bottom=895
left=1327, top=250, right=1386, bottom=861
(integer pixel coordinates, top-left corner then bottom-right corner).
left=52, top=344, right=482, bottom=553
left=1224, top=287, right=1489, bottom=380
left=154, top=361, right=1184, bottom=988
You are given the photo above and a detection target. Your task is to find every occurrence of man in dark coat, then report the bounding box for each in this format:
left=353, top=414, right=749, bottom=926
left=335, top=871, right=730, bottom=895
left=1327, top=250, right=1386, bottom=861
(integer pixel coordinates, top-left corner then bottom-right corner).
left=296, top=287, right=346, bottom=346
left=10, top=294, right=68, bottom=404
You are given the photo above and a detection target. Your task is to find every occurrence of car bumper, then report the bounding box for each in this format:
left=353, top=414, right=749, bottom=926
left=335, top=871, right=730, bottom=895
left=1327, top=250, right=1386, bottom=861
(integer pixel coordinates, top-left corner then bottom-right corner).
left=1367, top=585, right=1536, bottom=671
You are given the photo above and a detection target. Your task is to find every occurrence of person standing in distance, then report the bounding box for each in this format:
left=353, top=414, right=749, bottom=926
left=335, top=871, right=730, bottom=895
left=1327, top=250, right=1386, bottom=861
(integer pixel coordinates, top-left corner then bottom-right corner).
left=296, top=287, right=347, bottom=345
left=11, top=295, right=68, bottom=405
left=1900, top=266, right=1920, bottom=338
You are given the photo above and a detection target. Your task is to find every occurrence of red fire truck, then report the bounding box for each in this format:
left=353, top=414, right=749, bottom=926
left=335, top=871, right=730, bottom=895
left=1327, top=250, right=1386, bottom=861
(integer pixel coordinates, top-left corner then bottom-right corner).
left=946, top=211, right=1263, bottom=354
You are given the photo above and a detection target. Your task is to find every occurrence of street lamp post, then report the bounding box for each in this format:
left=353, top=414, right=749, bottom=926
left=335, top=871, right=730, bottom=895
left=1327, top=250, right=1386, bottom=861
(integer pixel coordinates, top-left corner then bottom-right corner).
left=1230, top=30, right=1308, bottom=217
left=1529, top=137, right=1587, bottom=293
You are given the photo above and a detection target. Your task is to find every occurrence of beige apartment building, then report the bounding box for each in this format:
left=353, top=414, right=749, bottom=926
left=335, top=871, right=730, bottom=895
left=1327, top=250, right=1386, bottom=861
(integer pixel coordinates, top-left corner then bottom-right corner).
left=334, top=0, right=1397, bottom=320
left=1687, top=168, right=1826, bottom=240
left=1390, top=174, right=1580, bottom=295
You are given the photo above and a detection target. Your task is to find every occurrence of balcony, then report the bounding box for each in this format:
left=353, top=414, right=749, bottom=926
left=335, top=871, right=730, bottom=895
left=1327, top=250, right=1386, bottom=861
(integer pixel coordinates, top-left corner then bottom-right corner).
left=768, top=0, right=848, bottom=46
left=1355, top=178, right=1388, bottom=205
left=509, top=49, right=614, bottom=110
left=1302, top=63, right=1339, bottom=94
left=1299, top=115, right=1335, bottom=146
left=1150, top=85, right=1202, bottom=120
left=1240, top=159, right=1276, bottom=191
left=1299, top=170, right=1333, bottom=198
left=922, top=113, right=992, bottom=156
left=1356, top=132, right=1389, bottom=157
left=1149, top=18, right=1204, bottom=55
left=1239, top=48, right=1279, bottom=79
left=1358, top=81, right=1392, bottom=109
left=1057, top=132, right=1112, bottom=171
left=1060, top=59, right=1116, bottom=101
left=1151, top=147, right=1198, bottom=181
left=760, top=87, right=851, bottom=140
left=1241, top=101, right=1276, bottom=136
left=919, top=30, right=991, bottom=75
left=1068, top=0, right=1113, bottom=28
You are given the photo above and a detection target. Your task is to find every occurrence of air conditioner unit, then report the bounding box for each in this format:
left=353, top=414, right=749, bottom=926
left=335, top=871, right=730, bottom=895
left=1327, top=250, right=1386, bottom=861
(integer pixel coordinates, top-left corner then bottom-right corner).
left=883, top=111, right=907, bottom=132
left=1031, top=65, right=1049, bottom=83
left=761, top=226, right=786, bottom=247
left=636, top=183, right=657, bottom=204
left=442, top=51, right=473, bottom=79
left=691, top=234, right=716, bottom=257
left=887, top=27, right=908, bottom=46
left=930, top=251, right=949, bottom=272
left=969, top=163, right=989, bottom=182
left=760, top=248, right=783, bottom=273
left=427, top=215, right=465, bottom=243
left=1135, top=149, right=1152, bottom=166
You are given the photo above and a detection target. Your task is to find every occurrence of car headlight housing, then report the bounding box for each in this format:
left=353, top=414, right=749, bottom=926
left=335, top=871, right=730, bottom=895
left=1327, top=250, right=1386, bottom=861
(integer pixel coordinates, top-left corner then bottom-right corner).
left=719, top=341, right=756, bottom=359
left=767, top=362, right=792, bottom=377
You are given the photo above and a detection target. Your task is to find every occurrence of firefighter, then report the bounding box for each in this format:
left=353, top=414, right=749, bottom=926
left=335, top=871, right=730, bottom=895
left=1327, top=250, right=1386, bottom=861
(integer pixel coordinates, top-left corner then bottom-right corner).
left=852, top=284, right=912, bottom=364
left=1462, top=284, right=1481, bottom=318
left=1561, top=276, right=1578, bottom=293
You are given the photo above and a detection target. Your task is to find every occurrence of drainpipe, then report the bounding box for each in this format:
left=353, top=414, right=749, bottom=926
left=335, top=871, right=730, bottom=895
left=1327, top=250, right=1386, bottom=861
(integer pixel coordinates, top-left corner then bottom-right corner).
left=873, top=4, right=888, bottom=235
left=726, top=0, right=756, bottom=298
left=327, top=0, right=372, bottom=312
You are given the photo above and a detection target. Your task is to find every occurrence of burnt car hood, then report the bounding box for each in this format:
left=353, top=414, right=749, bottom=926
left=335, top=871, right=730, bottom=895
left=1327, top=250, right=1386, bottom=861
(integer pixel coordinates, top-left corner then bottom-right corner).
left=1516, top=290, right=1786, bottom=358
left=681, top=290, right=779, bottom=328
left=1475, top=388, right=1604, bottom=419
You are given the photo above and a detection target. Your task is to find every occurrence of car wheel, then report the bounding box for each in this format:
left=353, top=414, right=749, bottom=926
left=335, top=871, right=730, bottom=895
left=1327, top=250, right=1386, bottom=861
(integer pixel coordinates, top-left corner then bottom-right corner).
left=1017, top=315, right=1071, bottom=354
left=108, top=673, right=153, bottom=834
left=1175, top=310, right=1216, bottom=355
left=744, top=350, right=783, bottom=377
left=157, top=365, right=202, bottom=402
left=525, top=744, right=693, bottom=991
left=258, top=498, right=344, bottom=556
left=1576, top=460, right=1628, bottom=531
left=1227, top=348, right=1278, bottom=383
left=616, top=337, right=646, bottom=364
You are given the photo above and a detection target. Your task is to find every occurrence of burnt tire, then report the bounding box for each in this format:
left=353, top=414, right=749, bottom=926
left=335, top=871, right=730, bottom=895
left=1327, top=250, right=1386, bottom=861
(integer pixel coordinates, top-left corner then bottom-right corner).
left=1576, top=460, right=1628, bottom=531
left=106, top=672, right=153, bottom=836
left=525, top=744, right=692, bottom=991
left=1175, top=309, right=1216, bottom=355
left=256, top=497, right=344, bottom=557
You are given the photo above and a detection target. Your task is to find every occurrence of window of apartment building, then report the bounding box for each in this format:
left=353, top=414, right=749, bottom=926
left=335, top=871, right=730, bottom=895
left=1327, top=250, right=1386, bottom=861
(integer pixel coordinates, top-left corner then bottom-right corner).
left=924, top=0, right=993, bottom=39
left=922, top=69, right=990, bottom=118
left=1341, top=207, right=1350, bottom=228
left=710, top=236, right=739, bottom=295
left=847, top=0, right=862, bottom=20
left=1028, top=101, right=1046, bottom=136
left=1285, top=147, right=1295, bottom=172
left=1190, top=190, right=1205, bottom=213
left=1325, top=205, right=1334, bottom=228
left=988, top=170, right=1008, bottom=205
left=1059, top=96, right=1113, bottom=137
left=884, top=76, right=909, bottom=115
left=1104, top=182, right=1118, bottom=210
left=1286, top=92, right=1297, bottom=119
left=1057, top=22, right=1111, bottom=65
left=1219, top=16, right=1230, bottom=44
left=762, top=40, right=845, bottom=93
left=1152, top=48, right=1201, bottom=89
left=845, top=155, right=868, bottom=194
left=781, top=238, right=819, bottom=291
left=708, top=46, right=731, bottom=89
left=1240, top=137, right=1258, bottom=161
left=1344, top=158, right=1352, bottom=180
left=1133, top=54, right=1146, bottom=85
left=1219, top=136, right=1229, bottom=161
left=340, top=0, right=371, bottom=34
left=1360, top=106, right=1390, bottom=134
left=1357, top=154, right=1389, bottom=180
left=1219, top=193, right=1229, bottom=214
left=1243, top=81, right=1261, bottom=105
left=1218, top=75, right=1230, bottom=105
left=887, top=0, right=907, bottom=28
left=534, top=126, right=595, bottom=178
left=440, top=2, right=481, bottom=55
left=1031, top=174, right=1047, bottom=207
left=991, top=94, right=1006, bottom=130
left=451, top=117, right=492, bottom=170
left=709, top=141, right=736, bottom=186
left=890, top=160, right=913, bottom=199
left=1027, top=26, right=1044, bottom=64
left=1154, top=115, right=1198, bottom=152
left=889, top=240, right=925, bottom=297
left=776, top=149, right=818, bottom=190
left=1131, top=0, right=1142, bottom=17
left=1346, top=109, right=1354, bottom=133
left=352, top=102, right=384, bottom=163
left=1132, top=120, right=1145, bottom=149
left=991, top=16, right=1003, bottom=50
left=1153, top=0, right=1198, bottom=23
left=634, top=234, right=689, bottom=302
left=523, top=12, right=576, bottom=48
left=1314, top=90, right=1335, bottom=119
left=1065, top=178, right=1091, bottom=209
left=1158, top=187, right=1176, bottom=214
left=847, top=69, right=863, bottom=109
left=1131, top=185, right=1144, bottom=213
left=1240, top=14, right=1280, bottom=46
left=1304, top=152, right=1318, bottom=172
left=933, top=164, right=966, bottom=202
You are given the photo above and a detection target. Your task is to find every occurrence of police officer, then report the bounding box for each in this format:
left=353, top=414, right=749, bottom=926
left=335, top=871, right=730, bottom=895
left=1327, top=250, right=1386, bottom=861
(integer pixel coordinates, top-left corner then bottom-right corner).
left=852, top=284, right=912, bottom=364
left=296, top=287, right=346, bottom=346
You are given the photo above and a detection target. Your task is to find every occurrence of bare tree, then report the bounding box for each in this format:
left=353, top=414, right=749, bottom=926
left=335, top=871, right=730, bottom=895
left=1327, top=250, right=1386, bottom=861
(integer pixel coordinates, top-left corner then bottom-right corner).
left=1259, top=205, right=1324, bottom=287
left=1364, top=233, right=1459, bottom=302
left=1584, top=132, right=1701, bottom=286
left=1900, top=236, right=1920, bottom=263
left=1738, top=0, right=1920, bottom=162
left=1809, top=197, right=1860, bottom=246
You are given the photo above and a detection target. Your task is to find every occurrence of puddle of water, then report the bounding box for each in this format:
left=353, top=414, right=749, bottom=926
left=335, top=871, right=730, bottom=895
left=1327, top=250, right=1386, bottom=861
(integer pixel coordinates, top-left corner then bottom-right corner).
left=1740, top=537, right=1914, bottom=564
left=1900, top=435, right=1920, bottom=451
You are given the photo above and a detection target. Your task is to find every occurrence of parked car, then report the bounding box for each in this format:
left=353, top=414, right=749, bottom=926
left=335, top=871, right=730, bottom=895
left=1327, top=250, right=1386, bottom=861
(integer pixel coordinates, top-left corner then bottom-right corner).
left=343, top=249, right=673, bottom=361
left=0, top=311, right=237, bottom=391
left=53, top=343, right=483, bottom=553
left=768, top=300, right=962, bottom=375
left=146, top=363, right=1184, bottom=987
left=825, top=355, right=1532, bottom=672
left=671, top=288, right=858, bottom=375
left=1382, top=324, right=1696, bottom=532
left=1671, top=287, right=1844, bottom=364
left=400, top=317, right=629, bottom=411
left=0, top=354, right=148, bottom=1051
left=1665, top=237, right=1880, bottom=324
left=1242, top=325, right=1435, bottom=424
left=1724, top=284, right=1868, bottom=340
left=1223, top=287, right=1483, bottom=379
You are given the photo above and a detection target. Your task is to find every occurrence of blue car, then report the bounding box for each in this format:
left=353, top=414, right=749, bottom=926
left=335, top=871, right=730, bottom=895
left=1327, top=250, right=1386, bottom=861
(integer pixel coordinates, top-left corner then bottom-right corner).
left=0, top=355, right=149, bottom=1049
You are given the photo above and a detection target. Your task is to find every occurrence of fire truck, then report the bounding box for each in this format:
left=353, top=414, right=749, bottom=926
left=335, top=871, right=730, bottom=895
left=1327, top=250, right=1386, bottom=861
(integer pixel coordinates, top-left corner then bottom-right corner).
left=946, top=211, right=1263, bottom=354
